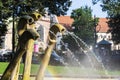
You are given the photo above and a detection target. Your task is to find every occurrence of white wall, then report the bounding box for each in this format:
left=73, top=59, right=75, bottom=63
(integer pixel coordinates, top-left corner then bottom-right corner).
left=97, top=32, right=120, bottom=50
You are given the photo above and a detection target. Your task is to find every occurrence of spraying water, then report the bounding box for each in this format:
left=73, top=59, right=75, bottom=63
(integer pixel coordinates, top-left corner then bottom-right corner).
left=36, top=29, right=110, bottom=78
left=64, top=31, right=111, bottom=77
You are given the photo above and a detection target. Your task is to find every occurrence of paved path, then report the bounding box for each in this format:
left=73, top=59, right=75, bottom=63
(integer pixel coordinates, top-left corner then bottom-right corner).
left=0, top=76, right=119, bottom=80
left=43, top=78, right=118, bottom=80
left=30, top=77, right=119, bottom=80
left=0, top=75, right=119, bottom=80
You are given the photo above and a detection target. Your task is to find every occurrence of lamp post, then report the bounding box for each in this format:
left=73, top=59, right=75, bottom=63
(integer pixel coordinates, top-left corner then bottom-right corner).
left=12, top=5, right=15, bottom=53
left=94, top=15, right=97, bottom=47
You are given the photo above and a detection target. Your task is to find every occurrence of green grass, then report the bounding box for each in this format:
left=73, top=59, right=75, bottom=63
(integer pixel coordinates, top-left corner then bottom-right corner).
left=0, top=62, right=9, bottom=74
left=0, top=62, right=120, bottom=76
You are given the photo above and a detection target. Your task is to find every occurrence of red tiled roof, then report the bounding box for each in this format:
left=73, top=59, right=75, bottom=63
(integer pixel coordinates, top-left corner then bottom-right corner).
left=57, top=16, right=74, bottom=25
left=57, top=16, right=109, bottom=33
left=57, top=16, right=74, bottom=30
left=96, top=18, right=109, bottom=33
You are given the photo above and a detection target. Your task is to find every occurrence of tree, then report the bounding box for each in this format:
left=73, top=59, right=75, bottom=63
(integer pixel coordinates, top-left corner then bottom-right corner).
left=0, top=23, right=7, bottom=48
left=0, top=0, right=72, bottom=17
left=71, top=6, right=97, bottom=45
left=92, top=0, right=120, bottom=44
left=0, top=0, right=72, bottom=32
left=63, top=6, right=98, bottom=51
left=0, top=0, right=72, bottom=49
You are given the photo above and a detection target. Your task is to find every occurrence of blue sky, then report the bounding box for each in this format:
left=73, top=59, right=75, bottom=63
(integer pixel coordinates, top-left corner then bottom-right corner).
left=67, top=0, right=107, bottom=18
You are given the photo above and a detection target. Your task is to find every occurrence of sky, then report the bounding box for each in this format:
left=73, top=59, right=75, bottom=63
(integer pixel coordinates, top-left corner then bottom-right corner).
left=67, top=0, right=107, bottom=18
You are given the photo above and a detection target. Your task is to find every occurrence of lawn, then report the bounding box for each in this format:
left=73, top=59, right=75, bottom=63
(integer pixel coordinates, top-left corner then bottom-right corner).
left=0, top=62, right=120, bottom=77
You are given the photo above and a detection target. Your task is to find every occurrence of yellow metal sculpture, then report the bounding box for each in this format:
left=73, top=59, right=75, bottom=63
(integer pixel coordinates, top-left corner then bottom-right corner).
left=1, top=14, right=40, bottom=80
left=35, top=24, right=66, bottom=80
left=1, top=12, right=65, bottom=80
left=30, top=12, right=42, bottom=21
left=22, top=12, right=41, bottom=80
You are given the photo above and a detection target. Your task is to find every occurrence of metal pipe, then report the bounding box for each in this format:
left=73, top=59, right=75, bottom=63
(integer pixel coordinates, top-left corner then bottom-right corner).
left=35, top=23, right=65, bottom=80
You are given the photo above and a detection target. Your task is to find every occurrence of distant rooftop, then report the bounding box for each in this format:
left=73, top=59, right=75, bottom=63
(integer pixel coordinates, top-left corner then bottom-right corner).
left=57, top=16, right=110, bottom=32
left=57, top=16, right=74, bottom=30
left=96, top=18, right=109, bottom=33
left=57, top=16, right=74, bottom=25
left=98, top=39, right=111, bottom=45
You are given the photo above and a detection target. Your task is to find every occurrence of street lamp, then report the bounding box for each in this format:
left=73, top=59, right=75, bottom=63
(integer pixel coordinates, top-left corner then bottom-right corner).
left=12, top=4, right=15, bottom=53
left=94, top=15, right=101, bottom=48
left=94, top=15, right=97, bottom=46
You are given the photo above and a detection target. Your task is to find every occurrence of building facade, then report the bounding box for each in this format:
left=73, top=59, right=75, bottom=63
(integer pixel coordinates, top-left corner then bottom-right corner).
left=57, top=16, right=120, bottom=51
left=3, top=15, right=120, bottom=52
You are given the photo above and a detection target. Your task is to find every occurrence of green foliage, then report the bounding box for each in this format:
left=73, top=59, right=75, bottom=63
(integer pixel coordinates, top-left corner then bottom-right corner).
left=92, top=0, right=120, bottom=44
left=0, top=0, right=72, bottom=18
left=62, top=6, right=99, bottom=52
left=101, top=0, right=120, bottom=44
left=0, top=23, right=7, bottom=36
left=0, top=0, right=72, bottom=31
left=63, top=6, right=99, bottom=51
left=108, top=14, right=120, bottom=44
left=0, top=23, right=7, bottom=47
left=70, top=6, right=97, bottom=45
left=92, top=0, right=120, bottom=16
left=42, top=0, right=72, bottom=16
left=62, top=35, right=80, bottom=51
left=0, top=0, right=72, bottom=49
left=100, top=0, right=120, bottom=17
left=92, top=0, right=100, bottom=4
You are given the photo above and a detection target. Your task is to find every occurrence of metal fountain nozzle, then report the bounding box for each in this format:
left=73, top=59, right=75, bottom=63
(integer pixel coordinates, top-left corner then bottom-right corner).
left=49, top=23, right=66, bottom=43
left=17, top=15, right=34, bottom=36
left=30, top=12, right=42, bottom=21
left=17, top=15, right=40, bottom=39
left=22, top=15, right=35, bottom=25
left=35, top=23, right=66, bottom=80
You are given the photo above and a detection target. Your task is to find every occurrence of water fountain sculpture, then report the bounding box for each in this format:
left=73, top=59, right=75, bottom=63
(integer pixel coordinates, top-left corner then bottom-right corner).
left=0, top=13, right=40, bottom=80
left=0, top=12, right=66, bottom=80
left=35, top=24, right=66, bottom=80
left=0, top=11, right=113, bottom=80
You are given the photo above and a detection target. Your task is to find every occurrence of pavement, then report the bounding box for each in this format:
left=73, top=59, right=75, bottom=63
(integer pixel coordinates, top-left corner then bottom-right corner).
left=30, top=77, right=119, bottom=80
left=0, top=74, right=120, bottom=80
left=29, top=75, right=120, bottom=80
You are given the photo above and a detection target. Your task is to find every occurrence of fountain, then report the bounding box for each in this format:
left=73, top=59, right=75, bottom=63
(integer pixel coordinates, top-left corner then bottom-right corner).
left=58, top=31, right=111, bottom=78
left=0, top=12, right=66, bottom=80
left=36, top=29, right=112, bottom=79
left=35, top=23, right=66, bottom=80
left=0, top=13, right=41, bottom=80
left=0, top=13, right=119, bottom=80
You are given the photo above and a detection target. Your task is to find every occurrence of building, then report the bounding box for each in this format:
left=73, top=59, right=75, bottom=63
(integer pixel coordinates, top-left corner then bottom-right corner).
left=3, top=14, right=61, bottom=51
left=3, top=15, right=120, bottom=52
left=57, top=16, right=120, bottom=51
left=35, top=14, right=51, bottom=50
left=57, top=16, right=74, bottom=31
left=2, top=15, right=51, bottom=51
left=4, top=17, right=13, bottom=50
left=96, top=18, right=120, bottom=51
